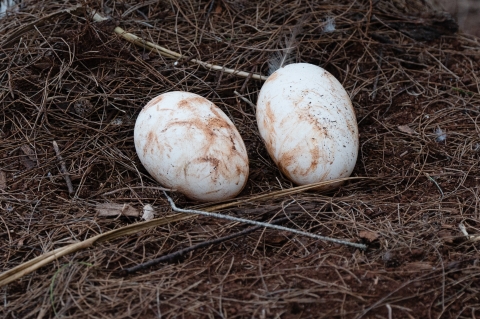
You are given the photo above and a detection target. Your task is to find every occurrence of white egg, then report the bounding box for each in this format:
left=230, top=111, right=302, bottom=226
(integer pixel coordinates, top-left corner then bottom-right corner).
left=134, top=91, right=249, bottom=202
left=256, top=63, right=358, bottom=187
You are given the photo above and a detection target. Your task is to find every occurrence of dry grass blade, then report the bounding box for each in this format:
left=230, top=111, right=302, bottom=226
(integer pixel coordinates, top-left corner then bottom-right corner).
left=0, top=213, right=192, bottom=288
left=0, top=177, right=365, bottom=287
left=202, top=177, right=372, bottom=212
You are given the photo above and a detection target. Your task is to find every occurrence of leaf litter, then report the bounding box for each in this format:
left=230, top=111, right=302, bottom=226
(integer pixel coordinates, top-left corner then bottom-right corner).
left=1, top=0, right=480, bottom=318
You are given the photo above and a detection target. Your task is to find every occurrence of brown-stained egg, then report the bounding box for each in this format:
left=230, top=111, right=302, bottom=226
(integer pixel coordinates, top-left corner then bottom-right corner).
left=134, top=92, right=249, bottom=202
left=256, top=63, right=359, bottom=187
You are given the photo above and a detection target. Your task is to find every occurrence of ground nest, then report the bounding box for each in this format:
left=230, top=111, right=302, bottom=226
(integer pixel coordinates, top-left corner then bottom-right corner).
left=1, top=0, right=480, bottom=318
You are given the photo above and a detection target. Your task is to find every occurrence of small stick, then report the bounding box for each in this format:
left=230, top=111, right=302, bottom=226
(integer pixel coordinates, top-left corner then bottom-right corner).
left=101, top=186, right=173, bottom=196
left=371, top=49, right=383, bottom=100
left=234, top=90, right=256, bottom=110
left=198, top=0, right=216, bottom=44
left=52, top=141, right=74, bottom=194
left=0, top=178, right=369, bottom=288
left=459, top=223, right=480, bottom=242
left=240, top=66, right=256, bottom=93
left=91, top=12, right=268, bottom=81
left=125, top=215, right=292, bottom=273
left=386, top=304, right=393, bottom=319
left=163, top=192, right=367, bottom=250
left=425, top=173, right=444, bottom=199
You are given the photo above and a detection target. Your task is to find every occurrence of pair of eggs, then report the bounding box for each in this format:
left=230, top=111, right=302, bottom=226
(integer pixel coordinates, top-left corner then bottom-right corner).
left=134, top=63, right=359, bottom=202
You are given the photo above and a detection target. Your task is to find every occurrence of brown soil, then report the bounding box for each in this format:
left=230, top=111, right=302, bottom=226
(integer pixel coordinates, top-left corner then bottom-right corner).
left=1, top=0, right=480, bottom=318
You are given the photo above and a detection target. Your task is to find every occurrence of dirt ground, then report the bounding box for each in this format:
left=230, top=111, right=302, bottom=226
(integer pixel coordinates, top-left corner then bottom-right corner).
left=1, top=0, right=480, bottom=318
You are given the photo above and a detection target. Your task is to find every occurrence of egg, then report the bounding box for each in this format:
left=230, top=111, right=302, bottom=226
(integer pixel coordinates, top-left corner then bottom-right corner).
left=134, top=91, right=249, bottom=202
left=256, top=63, right=358, bottom=187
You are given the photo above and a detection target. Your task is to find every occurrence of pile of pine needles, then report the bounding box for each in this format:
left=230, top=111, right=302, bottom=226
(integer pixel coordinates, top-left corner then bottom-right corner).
left=1, top=0, right=480, bottom=318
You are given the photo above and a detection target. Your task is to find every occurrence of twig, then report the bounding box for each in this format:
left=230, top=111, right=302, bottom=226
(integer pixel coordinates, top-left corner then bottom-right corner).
left=101, top=186, right=173, bottom=196
left=386, top=304, right=392, bottom=319
left=240, top=66, right=256, bottom=93
left=425, top=173, right=444, bottom=199
left=365, top=0, right=373, bottom=35
left=234, top=90, right=256, bottom=110
left=0, top=178, right=368, bottom=288
left=124, top=216, right=292, bottom=273
left=371, top=49, right=383, bottom=100
left=163, top=192, right=367, bottom=250
left=459, top=223, right=480, bottom=242
left=52, top=141, right=74, bottom=194
left=198, top=0, right=216, bottom=44
left=91, top=12, right=268, bottom=81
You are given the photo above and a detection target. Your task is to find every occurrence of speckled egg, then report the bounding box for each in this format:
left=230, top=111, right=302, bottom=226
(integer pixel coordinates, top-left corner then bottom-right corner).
left=256, top=63, right=358, bottom=187
left=134, top=91, right=249, bottom=201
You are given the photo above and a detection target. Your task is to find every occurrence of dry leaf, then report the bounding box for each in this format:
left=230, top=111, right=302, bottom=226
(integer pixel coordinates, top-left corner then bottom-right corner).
left=20, top=144, right=36, bottom=159
left=359, top=230, right=380, bottom=242
left=142, top=204, right=155, bottom=221
left=95, top=203, right=140, bottom=217
left=264, top=232, right=289, bottom=245
left=17, top=238, right=25, bottom=248
left=0, top=170, right=6, bottom=190
left=20, top=145, right=37, bottom=169
left=397, top=125, right=416, bottom=135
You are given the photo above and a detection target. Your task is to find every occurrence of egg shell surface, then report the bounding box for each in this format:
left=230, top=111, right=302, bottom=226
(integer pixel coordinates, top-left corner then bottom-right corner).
left=134, top=91, right=249, bottom=202
left=256, top=63, right=359, bottom=186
